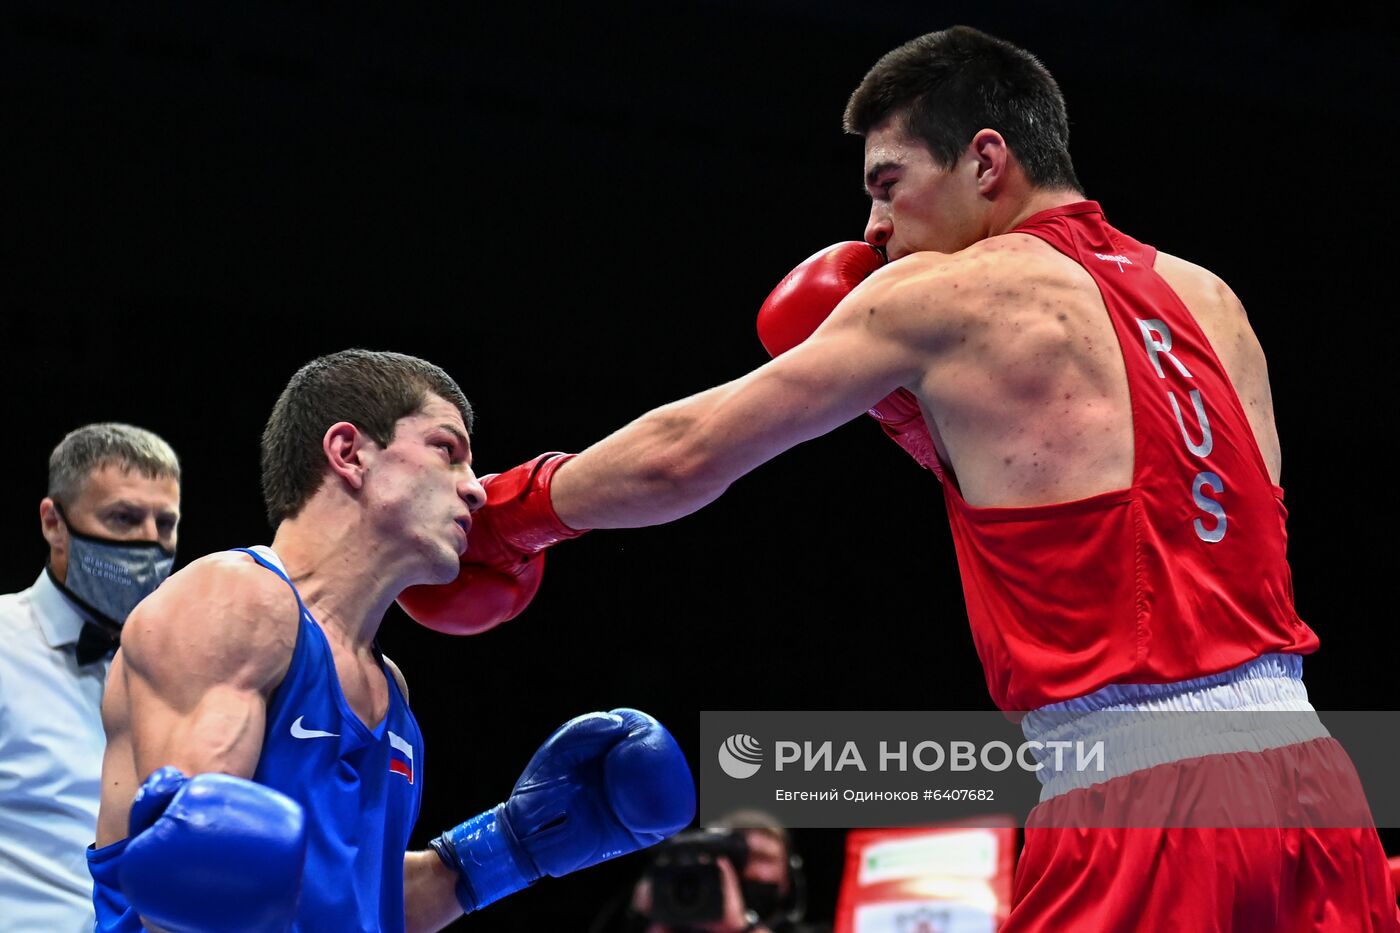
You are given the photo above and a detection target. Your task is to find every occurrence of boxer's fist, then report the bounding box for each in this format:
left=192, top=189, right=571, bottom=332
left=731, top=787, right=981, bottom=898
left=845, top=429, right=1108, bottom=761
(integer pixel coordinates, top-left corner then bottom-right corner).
left=398, top=453, right=583, bottom=635
left=395, top=486, right=548, bottom=637
left=756, top=241, right=885, bottom=357
left=431, top=708, right=695, bottom=913
left=467, top=453, right=585, bottom=554
left=120, top=767, right=307, bottom=933
left=869, top=388, right=941, bottom=473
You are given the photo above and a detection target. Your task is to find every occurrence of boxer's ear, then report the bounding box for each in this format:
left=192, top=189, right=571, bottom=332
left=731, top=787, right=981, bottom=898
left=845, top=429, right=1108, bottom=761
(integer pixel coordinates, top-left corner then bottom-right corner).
left=323, top=421, right=369, bottom=490
left=968, top=127, right=1010, bottom=196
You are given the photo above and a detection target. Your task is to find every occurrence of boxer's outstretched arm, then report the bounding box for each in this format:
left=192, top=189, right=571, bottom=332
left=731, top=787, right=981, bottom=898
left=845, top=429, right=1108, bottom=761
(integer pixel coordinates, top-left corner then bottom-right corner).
left=552, top=261, right=946, bottom=528
left=118, top=552, right=298, bottom=785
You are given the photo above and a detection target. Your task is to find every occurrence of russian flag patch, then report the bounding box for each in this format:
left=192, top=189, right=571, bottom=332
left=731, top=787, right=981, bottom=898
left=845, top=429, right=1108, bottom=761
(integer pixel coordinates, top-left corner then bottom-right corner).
left=388, top=730, right=414, bottom=784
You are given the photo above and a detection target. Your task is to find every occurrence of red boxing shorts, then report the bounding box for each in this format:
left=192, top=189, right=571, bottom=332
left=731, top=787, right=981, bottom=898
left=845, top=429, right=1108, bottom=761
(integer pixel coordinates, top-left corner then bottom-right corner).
left=1004, top=655, right=1400, bottom=931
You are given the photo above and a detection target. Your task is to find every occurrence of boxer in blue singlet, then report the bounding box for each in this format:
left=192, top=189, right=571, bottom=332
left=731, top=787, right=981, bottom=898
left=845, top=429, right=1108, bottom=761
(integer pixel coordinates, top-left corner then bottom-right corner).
left=87, top=350, right=694, bottom=933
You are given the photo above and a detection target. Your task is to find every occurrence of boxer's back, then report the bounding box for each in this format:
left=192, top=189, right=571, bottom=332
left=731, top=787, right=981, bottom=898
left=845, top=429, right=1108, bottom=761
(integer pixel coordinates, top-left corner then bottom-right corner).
left=903, top=201, right=1314, bottom=709
left=912, top=218, right=1279, bottom=510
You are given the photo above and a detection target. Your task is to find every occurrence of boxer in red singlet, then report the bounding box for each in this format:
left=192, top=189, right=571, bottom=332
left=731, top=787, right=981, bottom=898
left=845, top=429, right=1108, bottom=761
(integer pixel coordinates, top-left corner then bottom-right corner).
left=403, top=26, right=1399, bottom=929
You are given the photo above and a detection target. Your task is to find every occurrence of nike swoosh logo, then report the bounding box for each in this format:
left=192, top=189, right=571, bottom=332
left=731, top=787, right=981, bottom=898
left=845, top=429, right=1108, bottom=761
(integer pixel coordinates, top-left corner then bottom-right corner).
left=290, top=716, right=339, bottom=739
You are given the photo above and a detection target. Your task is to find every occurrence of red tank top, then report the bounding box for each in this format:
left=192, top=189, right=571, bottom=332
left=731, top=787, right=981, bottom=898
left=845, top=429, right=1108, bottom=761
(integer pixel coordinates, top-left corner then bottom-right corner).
left=938, top=201, right=1317, bottom=710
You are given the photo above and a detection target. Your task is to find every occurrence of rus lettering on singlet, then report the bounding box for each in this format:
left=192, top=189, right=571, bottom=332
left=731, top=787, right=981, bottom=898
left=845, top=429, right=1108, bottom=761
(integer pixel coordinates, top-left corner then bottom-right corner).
left=1136, top=318, right=1226, bottom=543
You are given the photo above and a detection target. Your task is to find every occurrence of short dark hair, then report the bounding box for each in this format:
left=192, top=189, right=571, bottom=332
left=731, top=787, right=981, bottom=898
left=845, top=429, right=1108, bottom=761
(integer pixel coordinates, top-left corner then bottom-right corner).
left=48, top=423, right=181, bottom=504
left=844, top=26, right=1082, bottom=193
left=260, top=349, right=473, bottom=527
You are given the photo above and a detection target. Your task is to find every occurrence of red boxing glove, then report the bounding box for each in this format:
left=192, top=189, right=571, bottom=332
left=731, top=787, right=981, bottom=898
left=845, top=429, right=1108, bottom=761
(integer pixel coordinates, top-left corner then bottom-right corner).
left=756, top=241, right=885, bottom=357
left=395, top=556, right=545, bottom=637
left=756, top=243, right=939, bottom=473
left=868, top=389, right=941, bottom=474
left=397, top=453, right=586, bottom=636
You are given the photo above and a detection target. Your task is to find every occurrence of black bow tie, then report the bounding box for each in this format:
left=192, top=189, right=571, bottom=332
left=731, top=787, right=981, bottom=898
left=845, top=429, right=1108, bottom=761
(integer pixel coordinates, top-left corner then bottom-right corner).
left=75, top=620, right=120, bottom=666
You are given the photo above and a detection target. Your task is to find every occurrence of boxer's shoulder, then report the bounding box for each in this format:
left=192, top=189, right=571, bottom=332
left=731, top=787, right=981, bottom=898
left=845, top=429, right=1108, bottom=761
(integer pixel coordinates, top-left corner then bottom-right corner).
left=138, top=551, right=299, bottom=622
left=932, top=235, right=1100, bottom=329
left=1155, top=251, right=1247, bottom=322
left=837, top=251, right=967, bottom=328
left=966, top=231, right=1094, bottom=287
left=121, top=552, right=299, bottom=695
left=1154, top=249, right=1227, bottom=288
left=842, top=244, right=1049, bottom=349
left=864, top=237, right=1071, bottom=306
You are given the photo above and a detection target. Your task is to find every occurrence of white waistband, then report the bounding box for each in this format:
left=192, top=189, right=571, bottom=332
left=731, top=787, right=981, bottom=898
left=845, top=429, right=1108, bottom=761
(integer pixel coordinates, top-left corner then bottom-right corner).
left=1021, top=654, right=1328, bottom=801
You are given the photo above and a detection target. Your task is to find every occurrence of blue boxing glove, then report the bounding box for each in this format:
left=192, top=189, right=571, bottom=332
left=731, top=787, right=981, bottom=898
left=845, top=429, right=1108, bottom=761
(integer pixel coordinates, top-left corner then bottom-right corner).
left=119, top=767, right=308, bottom=933
left=431, top=708, right=695, bottom=913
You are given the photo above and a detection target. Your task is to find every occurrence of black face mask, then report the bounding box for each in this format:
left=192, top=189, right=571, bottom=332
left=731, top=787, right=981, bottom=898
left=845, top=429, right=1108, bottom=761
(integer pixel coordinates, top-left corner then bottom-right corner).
left=51, top=503, right=175, bottom=628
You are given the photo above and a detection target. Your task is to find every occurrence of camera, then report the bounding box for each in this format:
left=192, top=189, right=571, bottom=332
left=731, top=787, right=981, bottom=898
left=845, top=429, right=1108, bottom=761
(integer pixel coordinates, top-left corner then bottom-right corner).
left=643, top=829, right=752, bottom=925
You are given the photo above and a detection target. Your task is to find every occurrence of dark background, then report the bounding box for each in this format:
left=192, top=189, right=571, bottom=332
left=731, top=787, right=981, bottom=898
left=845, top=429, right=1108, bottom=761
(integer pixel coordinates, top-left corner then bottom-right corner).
left=4, top=1, right=1398, bottom=928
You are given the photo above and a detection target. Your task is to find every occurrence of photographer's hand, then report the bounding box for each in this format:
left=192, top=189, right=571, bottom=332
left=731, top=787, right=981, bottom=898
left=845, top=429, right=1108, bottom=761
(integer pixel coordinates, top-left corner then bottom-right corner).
left=713, top=856, right=772, bottom=933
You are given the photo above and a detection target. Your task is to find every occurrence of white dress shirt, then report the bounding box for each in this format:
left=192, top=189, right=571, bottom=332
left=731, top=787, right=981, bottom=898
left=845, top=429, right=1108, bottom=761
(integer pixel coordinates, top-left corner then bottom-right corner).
left=0, top=571, right=109, bottom=932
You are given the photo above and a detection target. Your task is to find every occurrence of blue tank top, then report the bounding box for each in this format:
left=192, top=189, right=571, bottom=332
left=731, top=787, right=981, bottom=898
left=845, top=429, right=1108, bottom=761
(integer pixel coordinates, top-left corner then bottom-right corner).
left=89, top=546, right=425, bottom=932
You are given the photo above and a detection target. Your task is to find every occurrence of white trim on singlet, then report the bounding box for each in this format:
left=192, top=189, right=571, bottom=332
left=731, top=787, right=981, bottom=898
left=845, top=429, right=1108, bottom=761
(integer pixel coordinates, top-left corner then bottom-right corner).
left=246, top=544, right=287, bottom=575
left=1021, top=653, right=1328, bottom=801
